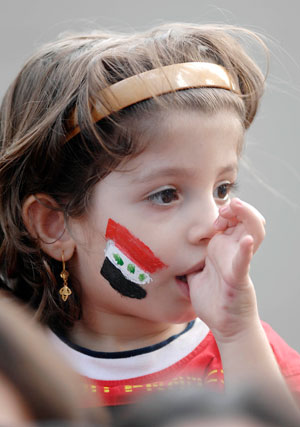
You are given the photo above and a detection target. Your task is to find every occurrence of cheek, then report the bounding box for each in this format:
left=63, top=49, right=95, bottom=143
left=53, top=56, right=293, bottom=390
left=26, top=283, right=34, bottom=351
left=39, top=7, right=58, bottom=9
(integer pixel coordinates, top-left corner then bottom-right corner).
left=100, top=219, right=167, bottom=299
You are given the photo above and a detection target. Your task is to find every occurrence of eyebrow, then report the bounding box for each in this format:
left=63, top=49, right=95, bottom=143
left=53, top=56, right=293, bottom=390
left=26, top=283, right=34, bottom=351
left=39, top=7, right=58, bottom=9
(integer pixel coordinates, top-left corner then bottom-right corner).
left=217, top=163, right=239, bottom=175
left=139, top=167, right=193, bottom=183
left=135, top=163, right=238, bottom=184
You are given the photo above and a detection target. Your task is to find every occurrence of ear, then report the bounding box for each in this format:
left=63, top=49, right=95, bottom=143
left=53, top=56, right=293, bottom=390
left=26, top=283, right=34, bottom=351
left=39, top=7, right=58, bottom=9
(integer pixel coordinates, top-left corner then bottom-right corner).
left=22, top=194, right=75, bottom=261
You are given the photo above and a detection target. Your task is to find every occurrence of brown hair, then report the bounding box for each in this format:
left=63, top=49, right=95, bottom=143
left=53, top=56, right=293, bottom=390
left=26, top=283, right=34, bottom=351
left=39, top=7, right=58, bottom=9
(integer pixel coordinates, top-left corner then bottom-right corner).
left=0, top=23, right=266, bottom=332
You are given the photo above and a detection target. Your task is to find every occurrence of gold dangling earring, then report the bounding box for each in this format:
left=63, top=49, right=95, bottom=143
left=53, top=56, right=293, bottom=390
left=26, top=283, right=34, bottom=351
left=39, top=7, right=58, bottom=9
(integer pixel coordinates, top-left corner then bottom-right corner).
left=59, top=251, right=72, bottom=302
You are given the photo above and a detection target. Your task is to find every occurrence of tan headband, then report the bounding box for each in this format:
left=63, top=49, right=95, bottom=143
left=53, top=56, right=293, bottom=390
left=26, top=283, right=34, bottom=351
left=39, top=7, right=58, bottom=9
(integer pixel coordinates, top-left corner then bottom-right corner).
left=66, top=62, right=240, bottom=141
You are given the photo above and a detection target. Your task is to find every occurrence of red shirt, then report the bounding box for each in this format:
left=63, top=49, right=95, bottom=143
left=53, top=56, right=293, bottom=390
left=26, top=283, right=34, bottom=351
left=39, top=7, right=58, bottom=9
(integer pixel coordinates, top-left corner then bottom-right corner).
left=64, top=322, right=300, bottom=407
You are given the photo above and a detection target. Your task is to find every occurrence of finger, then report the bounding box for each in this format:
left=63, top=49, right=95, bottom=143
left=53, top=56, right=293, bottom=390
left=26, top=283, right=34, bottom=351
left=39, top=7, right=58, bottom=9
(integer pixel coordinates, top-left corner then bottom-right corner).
left=217, top=202, right=236, bottom=220
left=218, top=199, right=265, bottom=224
left=232, top=234, right=254, bottom=281
left=214, top=199, right=241, bottom=231
left=214, top=214, right=238, bottom=231
left=227, top=198, right=265, bottom=252
left=230, top=198, right=266, bottom=225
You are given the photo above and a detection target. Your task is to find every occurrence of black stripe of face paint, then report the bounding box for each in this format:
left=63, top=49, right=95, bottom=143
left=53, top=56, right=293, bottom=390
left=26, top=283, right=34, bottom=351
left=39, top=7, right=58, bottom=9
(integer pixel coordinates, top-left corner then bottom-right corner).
left=100, top=258, right=147, bottom=299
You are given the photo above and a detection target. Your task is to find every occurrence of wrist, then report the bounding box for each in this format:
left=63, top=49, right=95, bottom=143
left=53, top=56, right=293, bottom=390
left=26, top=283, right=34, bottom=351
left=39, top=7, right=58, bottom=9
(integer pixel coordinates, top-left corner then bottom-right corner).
left=211, top=302, right=261, bottom=346
left=214, top=316, right=264, bottom=349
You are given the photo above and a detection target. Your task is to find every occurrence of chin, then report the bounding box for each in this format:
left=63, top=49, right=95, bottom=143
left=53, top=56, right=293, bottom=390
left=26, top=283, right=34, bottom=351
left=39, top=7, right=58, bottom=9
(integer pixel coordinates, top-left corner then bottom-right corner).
left=164, top=309, right=198, bottom=325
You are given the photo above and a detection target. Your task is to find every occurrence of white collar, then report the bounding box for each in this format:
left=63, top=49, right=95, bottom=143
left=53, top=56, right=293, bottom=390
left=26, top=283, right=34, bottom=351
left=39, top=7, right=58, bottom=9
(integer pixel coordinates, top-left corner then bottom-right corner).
left=49, top=318, right=209, bottom=380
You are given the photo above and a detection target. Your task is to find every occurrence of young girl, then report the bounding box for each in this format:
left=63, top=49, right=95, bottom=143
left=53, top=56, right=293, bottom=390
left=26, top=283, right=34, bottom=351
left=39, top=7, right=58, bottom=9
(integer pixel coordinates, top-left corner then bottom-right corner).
left=0, top=23, right=300, bottom=411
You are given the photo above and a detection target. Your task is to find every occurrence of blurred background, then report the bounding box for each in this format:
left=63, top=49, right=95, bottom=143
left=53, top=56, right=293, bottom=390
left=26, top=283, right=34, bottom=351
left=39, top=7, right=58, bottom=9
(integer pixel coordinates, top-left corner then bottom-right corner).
left=1, top=0, right=299, bottom=351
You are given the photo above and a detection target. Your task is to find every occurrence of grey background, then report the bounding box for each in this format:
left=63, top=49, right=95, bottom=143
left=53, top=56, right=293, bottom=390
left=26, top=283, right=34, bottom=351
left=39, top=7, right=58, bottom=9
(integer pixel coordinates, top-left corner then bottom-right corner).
left=1, top=1, right=299, bottom=351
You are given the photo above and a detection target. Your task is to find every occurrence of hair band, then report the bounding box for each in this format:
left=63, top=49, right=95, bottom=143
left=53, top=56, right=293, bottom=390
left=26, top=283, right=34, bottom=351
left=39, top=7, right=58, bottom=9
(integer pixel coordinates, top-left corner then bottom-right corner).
left=66, top=62, right=240, bottom=141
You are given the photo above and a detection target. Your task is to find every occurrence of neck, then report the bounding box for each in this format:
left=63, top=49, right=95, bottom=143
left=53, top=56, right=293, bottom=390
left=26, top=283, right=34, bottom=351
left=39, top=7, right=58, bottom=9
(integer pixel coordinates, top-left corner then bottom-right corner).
left=68, top=309, right=188, bottom=352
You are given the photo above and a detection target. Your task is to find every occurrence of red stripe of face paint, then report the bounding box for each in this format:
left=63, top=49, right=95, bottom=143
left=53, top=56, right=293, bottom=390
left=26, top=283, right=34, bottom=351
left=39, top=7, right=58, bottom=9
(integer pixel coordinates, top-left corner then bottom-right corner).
left=105, top=219, right=167, bottom=273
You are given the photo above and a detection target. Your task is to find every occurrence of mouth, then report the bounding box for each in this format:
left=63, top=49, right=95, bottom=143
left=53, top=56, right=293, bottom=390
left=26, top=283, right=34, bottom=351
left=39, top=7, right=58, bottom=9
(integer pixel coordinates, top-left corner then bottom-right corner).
left=176, top=260, right=206, bottom=282
left=175, top=260, right=205, bottom=297
left=176, top=274, right=188, bottom=283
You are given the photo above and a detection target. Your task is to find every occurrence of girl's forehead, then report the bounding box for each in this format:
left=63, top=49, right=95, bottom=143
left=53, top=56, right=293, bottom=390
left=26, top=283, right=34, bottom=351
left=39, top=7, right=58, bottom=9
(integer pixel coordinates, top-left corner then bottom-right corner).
left=116, top=109, right=242, bottom=177
left=137, top=106, right=242, bottom=134
left=130, top=109, right=243, bottom=155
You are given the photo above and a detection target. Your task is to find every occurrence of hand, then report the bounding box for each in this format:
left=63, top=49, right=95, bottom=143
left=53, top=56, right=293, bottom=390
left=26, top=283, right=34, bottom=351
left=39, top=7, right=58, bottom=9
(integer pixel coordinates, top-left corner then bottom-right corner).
left=188, top=198, right=266, bottom=343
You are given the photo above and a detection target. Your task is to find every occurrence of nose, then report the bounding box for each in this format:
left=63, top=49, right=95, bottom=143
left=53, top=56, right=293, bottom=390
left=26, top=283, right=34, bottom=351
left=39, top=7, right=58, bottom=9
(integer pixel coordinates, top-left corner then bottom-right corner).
left=187, top=196, right=219, bottom=245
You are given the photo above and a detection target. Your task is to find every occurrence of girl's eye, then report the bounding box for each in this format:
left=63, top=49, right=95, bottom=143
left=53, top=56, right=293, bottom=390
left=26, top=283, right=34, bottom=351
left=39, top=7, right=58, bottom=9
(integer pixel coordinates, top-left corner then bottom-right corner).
left=213, top=182, right=236, bottom=201
left=147, top=187, right=179, bottom=205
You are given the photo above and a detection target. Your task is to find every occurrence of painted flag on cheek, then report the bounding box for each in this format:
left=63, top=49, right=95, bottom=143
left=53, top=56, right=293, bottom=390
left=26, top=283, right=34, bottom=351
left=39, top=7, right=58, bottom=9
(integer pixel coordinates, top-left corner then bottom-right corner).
left=100, top=219, right=167, bottom=299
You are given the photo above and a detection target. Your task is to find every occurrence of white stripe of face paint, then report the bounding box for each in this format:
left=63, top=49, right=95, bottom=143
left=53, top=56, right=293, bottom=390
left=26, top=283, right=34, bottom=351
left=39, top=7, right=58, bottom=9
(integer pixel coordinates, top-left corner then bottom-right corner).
left=105, top=240, right=152, bottom=285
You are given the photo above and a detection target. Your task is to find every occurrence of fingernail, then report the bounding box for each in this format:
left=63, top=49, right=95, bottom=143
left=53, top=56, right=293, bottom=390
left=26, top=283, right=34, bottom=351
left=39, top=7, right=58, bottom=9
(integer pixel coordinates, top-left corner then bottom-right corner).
left=220, top=205, right=229, bottom=214
left=214, top=217, right=220, bottom=226
left=233, top=198, right=243, bottom=206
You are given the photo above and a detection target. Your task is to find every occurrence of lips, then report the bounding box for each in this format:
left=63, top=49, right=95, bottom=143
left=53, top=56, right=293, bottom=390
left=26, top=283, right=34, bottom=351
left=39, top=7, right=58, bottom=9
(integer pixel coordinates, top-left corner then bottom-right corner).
left=176, top=275, right=188, bottom=283
left=176, top=259, right=206, bottom=281
left=175, top=260, right=205, bottom=294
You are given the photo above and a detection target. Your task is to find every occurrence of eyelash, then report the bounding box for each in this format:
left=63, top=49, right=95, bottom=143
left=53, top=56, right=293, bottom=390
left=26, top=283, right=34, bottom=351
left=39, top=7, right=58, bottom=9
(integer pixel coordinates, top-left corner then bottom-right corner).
left=147, top=181, right=238, bottom=206
left=213, top=181, right=238, bottom=202
left=147, top=187, right=179, bottom=205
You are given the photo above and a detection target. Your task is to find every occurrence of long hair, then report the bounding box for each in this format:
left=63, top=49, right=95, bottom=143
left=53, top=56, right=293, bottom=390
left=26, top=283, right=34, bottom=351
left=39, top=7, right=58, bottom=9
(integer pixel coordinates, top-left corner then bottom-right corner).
left=0, top=23, right=266, bottom=332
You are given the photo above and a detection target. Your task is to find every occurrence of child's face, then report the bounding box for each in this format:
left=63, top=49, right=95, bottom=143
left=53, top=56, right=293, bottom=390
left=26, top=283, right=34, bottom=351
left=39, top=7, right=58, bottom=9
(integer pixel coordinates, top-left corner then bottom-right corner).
left=69, top=109, right=243, bottom=324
